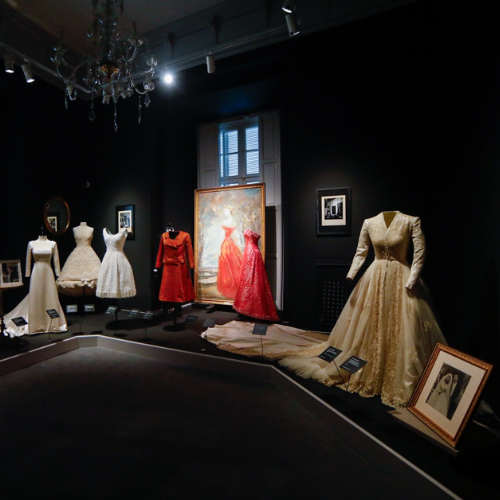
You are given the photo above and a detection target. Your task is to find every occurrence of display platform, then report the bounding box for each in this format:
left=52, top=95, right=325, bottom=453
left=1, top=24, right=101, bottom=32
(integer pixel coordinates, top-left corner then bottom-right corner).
left=0, top=335, right=457, bottom=499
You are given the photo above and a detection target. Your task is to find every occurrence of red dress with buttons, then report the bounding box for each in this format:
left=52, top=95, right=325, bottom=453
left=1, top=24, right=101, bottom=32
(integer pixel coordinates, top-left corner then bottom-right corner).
left=155, top=231, right=195, bottom=302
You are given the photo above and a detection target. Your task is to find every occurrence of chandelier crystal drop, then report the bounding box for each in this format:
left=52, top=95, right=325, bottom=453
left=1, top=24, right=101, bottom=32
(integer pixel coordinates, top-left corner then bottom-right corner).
left=51, top=0, right=157, bottom=131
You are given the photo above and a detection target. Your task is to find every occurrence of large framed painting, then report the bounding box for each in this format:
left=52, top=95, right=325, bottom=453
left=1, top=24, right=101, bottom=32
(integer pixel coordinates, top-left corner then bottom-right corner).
left=407, top=343, right=493, bottom=448
left=194, top=184, right=265, bottom=305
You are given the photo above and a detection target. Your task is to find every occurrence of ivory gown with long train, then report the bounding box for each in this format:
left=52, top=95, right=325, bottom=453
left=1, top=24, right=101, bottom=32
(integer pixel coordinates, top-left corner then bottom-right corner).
left=203, top=212, right=447, bottom=408
left=4, top=236, right=67, bottom=336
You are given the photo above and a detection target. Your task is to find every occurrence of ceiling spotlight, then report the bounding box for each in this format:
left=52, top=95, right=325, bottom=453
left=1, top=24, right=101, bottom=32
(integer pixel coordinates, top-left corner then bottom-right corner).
left=4, top=53, right=15, bottom=73
left=206, top=52, right=215, bottom=74
left=282, top=0, right=294, bottom=13
left=285, top=14, right=300, bottom=36
left=21, top=61, right=35, bottom=83
left=163, top=72, right=173, bottom=84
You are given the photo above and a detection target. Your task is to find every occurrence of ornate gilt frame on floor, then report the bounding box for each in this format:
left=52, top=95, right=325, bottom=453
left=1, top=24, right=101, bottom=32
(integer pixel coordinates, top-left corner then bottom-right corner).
left=407, top=343, right=493, bottom=448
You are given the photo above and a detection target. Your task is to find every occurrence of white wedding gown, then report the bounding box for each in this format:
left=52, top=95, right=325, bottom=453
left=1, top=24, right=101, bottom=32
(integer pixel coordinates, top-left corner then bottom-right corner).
left=4, top=236, right=67, bottom=336
left=204, top=212, right=447, bottom=408
left=57, top=223, right=101, bottom=296
left=96, top=229, right=136, bottom=298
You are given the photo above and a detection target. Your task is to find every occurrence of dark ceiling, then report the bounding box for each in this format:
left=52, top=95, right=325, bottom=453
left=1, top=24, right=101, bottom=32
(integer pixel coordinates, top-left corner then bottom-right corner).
left=0, top=0, right=417, bottom=94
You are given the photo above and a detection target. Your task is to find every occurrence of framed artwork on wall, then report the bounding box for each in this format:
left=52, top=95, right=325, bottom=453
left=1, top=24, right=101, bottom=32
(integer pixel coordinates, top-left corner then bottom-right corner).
left=0, top=260, right=23, bottom=288
left=407, top=343, right=493, bottom=448
left=116, top=204, right=135, bottom=240
left=194, top=184, right=265, bottom=305
left=317, top=187, right=351, bottom=236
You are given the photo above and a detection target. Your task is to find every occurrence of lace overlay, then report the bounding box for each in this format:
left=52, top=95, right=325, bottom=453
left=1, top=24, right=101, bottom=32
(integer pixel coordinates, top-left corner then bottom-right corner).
left=280, top=211, right=447, bottom=408
left=233, top=229, right=279, bottom=321
left=57, top=224, right=101, bottom=296
left=96, top=229, right=136, bottom=298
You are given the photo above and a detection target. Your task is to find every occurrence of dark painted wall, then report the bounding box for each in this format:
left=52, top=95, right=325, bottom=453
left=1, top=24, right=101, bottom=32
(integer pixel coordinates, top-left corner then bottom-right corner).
left=1, top=0, right=499, bottom=400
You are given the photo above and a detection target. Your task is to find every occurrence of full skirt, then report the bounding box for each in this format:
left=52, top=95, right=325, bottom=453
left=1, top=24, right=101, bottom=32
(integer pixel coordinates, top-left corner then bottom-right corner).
left=279, top=259, right=446, bottom=407
left=96, top=252, right=136, bottom=298
left=57, top=246, right=101, bottom=296
left=217, top=238, right=242, bottom=300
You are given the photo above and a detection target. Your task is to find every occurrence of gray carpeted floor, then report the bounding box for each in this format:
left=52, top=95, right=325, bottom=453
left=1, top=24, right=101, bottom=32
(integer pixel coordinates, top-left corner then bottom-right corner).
left=1, top=305, right=499, bottom=499
left=1, top=347, right=410, bottom=499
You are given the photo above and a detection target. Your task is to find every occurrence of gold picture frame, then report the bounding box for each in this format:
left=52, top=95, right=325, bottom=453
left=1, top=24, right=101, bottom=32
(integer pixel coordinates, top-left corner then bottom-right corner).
left=407, top=343, right=493, bottom=448
left=194, top=184, right=265, bottom=305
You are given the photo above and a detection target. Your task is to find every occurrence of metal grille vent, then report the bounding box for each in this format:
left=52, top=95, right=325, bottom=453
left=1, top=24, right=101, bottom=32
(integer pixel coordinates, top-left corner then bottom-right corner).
left=315, top=264, right=362, bottom=331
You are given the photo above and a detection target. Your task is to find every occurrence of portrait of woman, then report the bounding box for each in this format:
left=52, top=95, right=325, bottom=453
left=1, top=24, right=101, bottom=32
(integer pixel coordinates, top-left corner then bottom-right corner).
left=427, top=372, right=453, bottom=417
left=194, top=185, right=265, bottom=305
left=217, top=206, right=243, bottom=300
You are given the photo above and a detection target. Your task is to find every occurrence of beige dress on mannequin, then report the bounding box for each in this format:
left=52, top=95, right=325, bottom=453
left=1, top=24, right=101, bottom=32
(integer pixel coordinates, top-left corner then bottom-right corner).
left=96, top=228, right=136, bottom=298
left=57, top=222, right=101, bottom=296
left=204, top=212, right=446, bottom=408
left=4, top=236, right=67, bottom=336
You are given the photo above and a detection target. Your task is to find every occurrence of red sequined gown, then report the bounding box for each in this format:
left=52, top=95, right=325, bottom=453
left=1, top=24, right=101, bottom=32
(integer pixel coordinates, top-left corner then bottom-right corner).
left=233, top=229, right=279, bottom=321
left=217, top=225, right=242, bottom=300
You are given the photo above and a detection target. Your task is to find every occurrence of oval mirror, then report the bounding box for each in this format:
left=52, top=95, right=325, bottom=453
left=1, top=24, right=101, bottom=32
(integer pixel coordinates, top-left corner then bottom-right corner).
left=44, top=196, right=71, bottom=236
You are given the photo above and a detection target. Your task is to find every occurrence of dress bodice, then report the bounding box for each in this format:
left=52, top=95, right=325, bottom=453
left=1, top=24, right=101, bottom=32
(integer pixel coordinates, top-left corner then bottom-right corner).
left=26, top=238, right=60, bottom=277
left=370, top=214, right=412, bottom=264
left=32, top=247, right=53, bottom=263
left=103, top=229, right=127, bottom=253
left=73, top=225, right=94, bottom=247
left=155, top=231, right=194, bottom=267
left=244, top=229, right=260, bottom=247
left=222, top=225, right=236, bottom=238
left=347, top=212, right=425, bottom=289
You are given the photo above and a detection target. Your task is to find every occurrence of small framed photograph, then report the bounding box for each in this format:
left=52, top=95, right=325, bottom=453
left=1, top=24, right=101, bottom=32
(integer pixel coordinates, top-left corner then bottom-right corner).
left=317, top=187, right=351, bottom=236
left=0, top=259, right=23, bottom=288
left=407, top=343, right=493, bottom=448
left=47, top=215, right=58, bottom=233
left=116, top=204, right=135, bottom=240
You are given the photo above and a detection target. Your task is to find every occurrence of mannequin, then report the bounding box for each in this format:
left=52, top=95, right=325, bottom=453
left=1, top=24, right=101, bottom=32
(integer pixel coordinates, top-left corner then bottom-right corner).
left=96, top=227, right=136, bottom=298
left=4, top=233, right=67, bottom=336
left=57, top=222, right=101, bottom=296
left=155, top=225, right=195, bottom=315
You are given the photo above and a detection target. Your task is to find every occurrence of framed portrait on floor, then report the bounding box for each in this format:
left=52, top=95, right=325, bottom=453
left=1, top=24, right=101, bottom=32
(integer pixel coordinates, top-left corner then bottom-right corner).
left=317, top=187, right=351, bottom=236
left=407, top=343, right=493, bottom=448
left=194, top=184, right=265, bottom=305
left=116, top=204, right=135, bottom=240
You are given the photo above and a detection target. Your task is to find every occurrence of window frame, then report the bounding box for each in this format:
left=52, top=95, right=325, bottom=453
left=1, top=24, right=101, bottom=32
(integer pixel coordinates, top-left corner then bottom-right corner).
left=219, top=116, right=260, bottom=186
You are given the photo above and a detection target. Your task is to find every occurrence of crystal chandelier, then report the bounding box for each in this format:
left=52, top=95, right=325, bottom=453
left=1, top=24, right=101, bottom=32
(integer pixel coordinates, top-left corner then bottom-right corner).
left=51, top=0, right=157, bottom=132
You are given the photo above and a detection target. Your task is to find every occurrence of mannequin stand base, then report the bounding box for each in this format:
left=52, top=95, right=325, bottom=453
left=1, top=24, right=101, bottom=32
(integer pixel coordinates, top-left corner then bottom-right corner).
left=163, top=324, right=186, bottom=332
left=0, top=334, right=28, bottom=349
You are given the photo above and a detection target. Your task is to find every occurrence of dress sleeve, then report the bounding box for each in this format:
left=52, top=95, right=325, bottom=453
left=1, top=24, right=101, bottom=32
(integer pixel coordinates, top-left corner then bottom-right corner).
left=347, top=220, right=370, bottom=279
left=406, top=216, right=425, bottom=289
left=25, top=242, right=32, bottom=277
left=155, top=234, right=164, bottom=268
left=186, top=233, right=194, bottom=269
left=52, top=242, right=61, bottom=277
